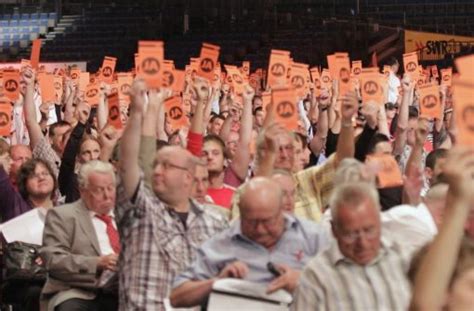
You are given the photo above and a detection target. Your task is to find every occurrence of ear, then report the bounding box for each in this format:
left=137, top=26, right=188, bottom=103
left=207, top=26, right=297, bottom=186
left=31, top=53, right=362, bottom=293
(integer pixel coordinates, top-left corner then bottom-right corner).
left=424, top=167, right=433, bottom=180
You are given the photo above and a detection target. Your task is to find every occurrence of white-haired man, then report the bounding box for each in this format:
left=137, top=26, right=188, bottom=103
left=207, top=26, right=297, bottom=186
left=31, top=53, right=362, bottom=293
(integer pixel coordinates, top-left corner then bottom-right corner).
left=40, top=160, right=119, bottom=311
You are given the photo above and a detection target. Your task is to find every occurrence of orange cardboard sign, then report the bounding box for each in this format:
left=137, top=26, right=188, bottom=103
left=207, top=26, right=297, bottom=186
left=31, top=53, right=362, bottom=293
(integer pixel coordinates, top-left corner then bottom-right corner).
left=37, top=72, right=56, bottom=103
left=3, top=70, right=20, bottom=102
left=320, top=69, right=332, bottom=90
left=290, top=62, right=309, bottom=98
left=164, top=96, right=188, bottom=130
left=335, top=54, right=351, bottom=98
left=99, top=56, right=117, bottom=84
left=267, top=50, right=291, bottom=88
left=452, top=77, right=474, bottom=146
left=367, top=154, right=403, bottom=188
left=441, top=67, right=452, bottom=86
left=20, top=59, right=31, bottom=70
left=0, top=101, right=12, bottom=136
left=418, top=84, right=441, bottom=119
left=137, top=41, right=164, bottom=89
left=30, top=39, right=41, bottom=69
left=53, top=75, right=63, bottom=101
left=360, top=69, right=385, bottom=105
left=351, top=60, right=362, bottom=76
left=79, top=72, right=90, bottom=93
left=383, top=65, right=391, bottom=78
left=70, top=67, right=81, bottom=84
left=85, top=82, right=100, bottom=107
left=225, top=65, right=245, bottom=94
left=117, top=72, right=133, bottom=104
left=455, top=54, right=474, bottom=77
left=431, top=65, right=439, bottom=79
left=162, top=60, right=185, bottom=92
left=271, top=87, right=298, bottom=130
left=241, top=61, right=250, bottom=77
left=107, top=93, right=122, bottom=129
left=403, top=52, right=419, bottom=79
left=196, top=43, right=220, bottom=81
left=328, top=52, right=349, bottom=79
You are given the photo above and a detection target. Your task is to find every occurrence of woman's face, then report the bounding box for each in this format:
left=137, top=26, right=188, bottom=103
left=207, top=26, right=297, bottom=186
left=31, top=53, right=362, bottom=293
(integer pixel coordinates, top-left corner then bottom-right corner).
left=449, top=268, right=474, bottom=311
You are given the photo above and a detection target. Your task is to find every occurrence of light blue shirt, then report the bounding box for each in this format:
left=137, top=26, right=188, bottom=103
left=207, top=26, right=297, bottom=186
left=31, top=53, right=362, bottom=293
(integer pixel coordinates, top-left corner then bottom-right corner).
left=173, top=214, right=329, bottom=288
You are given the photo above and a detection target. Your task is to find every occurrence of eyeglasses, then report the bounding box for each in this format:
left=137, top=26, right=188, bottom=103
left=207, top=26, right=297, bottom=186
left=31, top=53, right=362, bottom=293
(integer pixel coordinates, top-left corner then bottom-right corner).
left=337, top=226, right=379, bottom=243
left=29, top=171, right=51, bottom=180
left=154, top=160, right=189, bottom=172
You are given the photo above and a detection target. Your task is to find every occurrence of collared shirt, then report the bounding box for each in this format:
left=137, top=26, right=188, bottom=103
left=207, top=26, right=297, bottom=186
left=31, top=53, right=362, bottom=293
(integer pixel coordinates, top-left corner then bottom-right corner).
left=387, top=71, right=400, bottom=104
left=115, top=175, right=229, bottom=311
left=291, top=235, right=413, bottom=311
left=230, top=155, right=336, bottom=222
left=89, top=211, right=117, bottom=256
left=173, top=214, right=329, bottom=288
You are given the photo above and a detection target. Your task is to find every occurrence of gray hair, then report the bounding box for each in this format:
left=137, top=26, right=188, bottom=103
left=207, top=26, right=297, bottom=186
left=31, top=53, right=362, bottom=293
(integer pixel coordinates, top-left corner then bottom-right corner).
left=329, top=182, right=380, bottom=221
left=334, top=158, right=375, bottom=185
left=77, top=160, right=116, bottom=188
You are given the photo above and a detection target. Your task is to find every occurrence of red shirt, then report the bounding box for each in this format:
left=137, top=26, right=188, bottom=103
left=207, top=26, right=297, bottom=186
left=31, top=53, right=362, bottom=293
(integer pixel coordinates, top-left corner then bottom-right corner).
left=207, top=186, right=235, bottom=209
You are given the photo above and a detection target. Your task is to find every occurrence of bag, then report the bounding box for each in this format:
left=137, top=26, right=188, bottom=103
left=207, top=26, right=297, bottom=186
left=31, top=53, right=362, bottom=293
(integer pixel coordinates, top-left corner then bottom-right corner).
left=3, top=241, right=46, bottom=281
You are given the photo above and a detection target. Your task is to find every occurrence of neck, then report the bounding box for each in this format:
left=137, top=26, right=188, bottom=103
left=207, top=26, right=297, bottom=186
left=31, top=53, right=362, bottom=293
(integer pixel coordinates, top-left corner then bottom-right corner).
left=29, top=195, right=53, bottom=208
left=208, top=170, right=225, bottom=188
left=169, top=199, right=191, bottom=213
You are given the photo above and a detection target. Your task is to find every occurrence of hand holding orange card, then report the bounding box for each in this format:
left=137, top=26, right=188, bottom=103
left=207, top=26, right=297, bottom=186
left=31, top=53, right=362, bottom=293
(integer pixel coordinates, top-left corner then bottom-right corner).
left=351, top=60, right=362, bottom=76
left=79, top=72, right=90, bottom=93
left=107, top=93, right=122, bottom=129
left=335, top=54, right=351, bottom=98
left=403, top=52, right=419, bottom=79
left=224, top=65, right=245, bottom=94
left=137, top=41, right=164, bottom=89
left=441, top=67, right=452, bottom=86
left=418, top=84, right=441, bottom=119
left=117, top=72, right=133, bottom=105
left=3, top=70, right=20, bottom=102
left=164, top=96, right=188, bottom=131
left=271, top=87, right=298, bottom=131
left=70, top=67, right=81, bottom=84
left=320, top=69, right=332, bottom=90
left=360, top=69, right=384, bottom=106
left=30, top=39, right=41, bottom=69
left=53, top=75, right=63, bottom=101
left=267, top=50, right=290, bottom=88
left=453, top=77, right=474, bottom=146
left=85, top=83, right=100, bottom=107
left=242, top=61, right=250, bottom=77
left=367, top=154, right=403, bottom=188
left=37, top=72, right=56, bottom=103
left=197, top=43, right=220, bottom=81
left=290, top=62, right=309, bottom=98
left=99, top=56, right=117, bottom=84
left=455, top=54, right=474, bottom=77
left=0, top=101, right=12, bottom=136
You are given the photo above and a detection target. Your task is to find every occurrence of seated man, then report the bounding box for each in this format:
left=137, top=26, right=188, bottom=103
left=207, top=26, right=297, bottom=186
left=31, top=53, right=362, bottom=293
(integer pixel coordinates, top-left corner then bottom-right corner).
left=292, top=182, right=414, bottom=310
left=170, top=177, right=329, bottom=308
left=40, top=160, right=119, bottom=311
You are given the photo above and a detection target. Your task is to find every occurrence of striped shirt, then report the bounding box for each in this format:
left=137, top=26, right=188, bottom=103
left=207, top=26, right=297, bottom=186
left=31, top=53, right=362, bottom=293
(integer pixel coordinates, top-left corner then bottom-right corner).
left=291, top=236, right=412, bottom=311
left=115, top=175, right=229, bottom=311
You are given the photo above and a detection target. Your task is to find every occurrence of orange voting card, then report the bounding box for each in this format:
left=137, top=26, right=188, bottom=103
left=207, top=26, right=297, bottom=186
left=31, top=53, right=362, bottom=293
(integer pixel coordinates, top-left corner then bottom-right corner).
left=360, top=69, right=385, bottom=106
left=79, top=72, right=90, bottom=93
left=431, top=65, right=439, bottom=79
left=271, top=87, right=298, bottom=130
left=455, top=54, right=474, bottom=77
left=351, top=60, right=362, bottom=76
left=196, top=43, right=220, bottom=81
left=0, top=101, right=12, bottom=136
left=137, top=41, right=164, bottom=89
left=335, top=54, right=351, bottom=98
left=70, top=67, right=81, bottom=84
left=117, top=72, right=133, bottom=105
left=327, top=52, right=349, bottom=79
left=453, top=77, right=474, bottom=146
left=225, top=65, right=245, bottom=94
left=164, top=96, right=188, bottom=130
left=53, top=75, right=63, bottom=101
left=3, top=70, right=20, bottom=102
left=85, top=83, right=100, bottom=107
left=403, top=52, right=419, bottom=79
left=30, top=39, right=41, bottom=69
left=367, top=154, right=403, bottom=188
left=441, top=67, right=452, bottom=86
left=99, top=56, right=117, bottom=84
left=37, top=72, right=55, bottom=103
left=418, top=84, right=441, bottom=119
left=290, top=62, right=309, bottom=98
left=267, top=50, right=290, bottom=88
left=383, top=65, right=391, bottom=78
left=107, top=93, right=122, bottom=129
left=162, top=61, right=185, bottom=92
left=320, top=69, right=332, bottom=90
left=241, top=61, right=250, bottom=77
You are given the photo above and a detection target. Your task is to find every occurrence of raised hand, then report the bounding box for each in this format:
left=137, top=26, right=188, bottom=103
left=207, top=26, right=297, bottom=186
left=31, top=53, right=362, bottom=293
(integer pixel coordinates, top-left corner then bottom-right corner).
left=129, top=79, right=147, bottom=114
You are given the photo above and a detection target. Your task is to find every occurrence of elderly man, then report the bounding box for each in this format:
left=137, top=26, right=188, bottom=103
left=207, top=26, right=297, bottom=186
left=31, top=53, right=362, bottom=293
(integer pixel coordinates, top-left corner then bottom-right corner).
left=40, top=160, right=119, bottom=311
left=117, top=80, right=228, bottom=310
left=170, top=177, right=329, bottom=308
left=292, top=182, right=413, bottom=310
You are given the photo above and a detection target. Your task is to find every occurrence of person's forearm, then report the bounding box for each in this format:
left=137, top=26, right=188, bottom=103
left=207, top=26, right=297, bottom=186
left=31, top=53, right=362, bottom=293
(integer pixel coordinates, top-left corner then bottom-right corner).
left=63, top=91, right=76, bottom=123
left=96, top=95, right=108, bottom=131
left=410, top=194, right=470, bottom=310
left=24, top=85, right=43, bottom=149
left=157, top=103, right=167, bottom=141
left=190, top=99, right=205, bottom=135
left=377, top=105, right=390, bottom=138
left=170, top=279, right=215, bottom=308
left=219, top=115, right=233, bottom=141
left=255, top=153, right=276, bottom=177
left=120, top=110, right=142, bottom=198
left=335, top=118, right=354, bottom=165
left=142, top=102, right=159, bottom=137
left=435, top=95, right=446, bottom=133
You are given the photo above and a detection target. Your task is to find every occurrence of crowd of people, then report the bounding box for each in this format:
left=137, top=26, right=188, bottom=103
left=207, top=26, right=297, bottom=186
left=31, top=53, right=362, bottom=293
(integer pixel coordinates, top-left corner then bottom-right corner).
left=0, top=45, right=473, bottom=311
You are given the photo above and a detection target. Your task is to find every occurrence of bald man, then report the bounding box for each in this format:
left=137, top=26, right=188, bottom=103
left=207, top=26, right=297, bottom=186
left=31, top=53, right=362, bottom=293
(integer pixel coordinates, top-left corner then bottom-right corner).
left=170, top=177, right=329, bottom=308
left=117, top=80, right=229, bottom=310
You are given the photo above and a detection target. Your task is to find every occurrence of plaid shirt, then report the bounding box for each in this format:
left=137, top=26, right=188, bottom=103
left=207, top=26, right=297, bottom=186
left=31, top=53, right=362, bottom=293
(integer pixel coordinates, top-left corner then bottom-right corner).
left=32, top=136, right=61, bottom=178
left=115, top=175, right=229, bottom=311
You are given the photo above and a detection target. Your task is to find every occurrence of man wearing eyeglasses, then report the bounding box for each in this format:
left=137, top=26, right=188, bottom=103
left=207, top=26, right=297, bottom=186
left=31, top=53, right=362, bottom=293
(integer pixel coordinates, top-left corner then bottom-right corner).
left=292, top=182, right=413, bottom=310
left=169, top=177, right=329, bottom=308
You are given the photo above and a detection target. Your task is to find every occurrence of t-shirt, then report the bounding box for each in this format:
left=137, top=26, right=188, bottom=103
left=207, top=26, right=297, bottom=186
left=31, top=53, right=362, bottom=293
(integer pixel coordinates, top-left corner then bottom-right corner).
left=207, top=186, right=235, bottom=209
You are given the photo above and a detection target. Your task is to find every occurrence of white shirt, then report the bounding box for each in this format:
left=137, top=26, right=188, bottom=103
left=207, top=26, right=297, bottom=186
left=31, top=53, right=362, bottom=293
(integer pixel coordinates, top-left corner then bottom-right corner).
left=382, top=202, right=437, bottom=235
left=89, top=211, right=118, bottom=255
left=387, top=71, right=401, bottom=104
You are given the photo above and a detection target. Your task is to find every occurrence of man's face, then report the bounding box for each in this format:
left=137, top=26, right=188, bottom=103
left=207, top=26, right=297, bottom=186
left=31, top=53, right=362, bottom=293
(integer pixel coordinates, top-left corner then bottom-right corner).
left=274, top=133, right=295, bottom=171
left=209, top=118, right=224, bottom=136
left=192, top=165, right=209, bottom=204
left=272, top=174, right=296, bottom=213
left=332, top=200, right=381, bottom=265
left=78, top=139, right=101, bottom=163
left=373, top=141, right=393, bottom=155
left=50, top=124, right=71, bottom=155
left=252, top=97, right=263, bottom=111
left=225, top=132, right=239, bottom=159
left=26, top=163, right=55, bottom=199
left=203, top=140, right=225, bottom=173
left=80, top=172, right=116, bottom=215
left=10, top=145, right=32, bottom=177
left=254, top=110, right=264, bottom=128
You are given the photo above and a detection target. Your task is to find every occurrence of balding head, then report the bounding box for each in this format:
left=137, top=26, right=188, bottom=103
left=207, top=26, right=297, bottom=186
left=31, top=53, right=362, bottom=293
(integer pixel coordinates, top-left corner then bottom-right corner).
left=9, top=144, right=32, bottom=179
left=239, top=177, right=285, bottom=249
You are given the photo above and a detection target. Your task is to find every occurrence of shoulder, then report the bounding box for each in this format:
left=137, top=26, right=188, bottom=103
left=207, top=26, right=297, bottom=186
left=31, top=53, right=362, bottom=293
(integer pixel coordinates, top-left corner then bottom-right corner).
left=195, top=201, right=230, bottom=229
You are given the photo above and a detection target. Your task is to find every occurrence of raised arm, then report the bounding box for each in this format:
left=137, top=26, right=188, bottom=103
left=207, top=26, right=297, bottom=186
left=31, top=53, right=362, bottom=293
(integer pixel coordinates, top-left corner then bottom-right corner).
left=22, top=67, right=43, bottom=150
left=308, top=92, right=329, bottom=157
left=335, top=91, right=357, bottom=166
left=119, top=79, right=147, bottom=199
left=393, top=75, right=414, bottom=156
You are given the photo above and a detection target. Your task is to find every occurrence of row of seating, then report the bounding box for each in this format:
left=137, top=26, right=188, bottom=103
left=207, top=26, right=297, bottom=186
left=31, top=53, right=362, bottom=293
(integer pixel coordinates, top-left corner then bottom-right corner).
left=1, top=12, right=56, bottom=20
